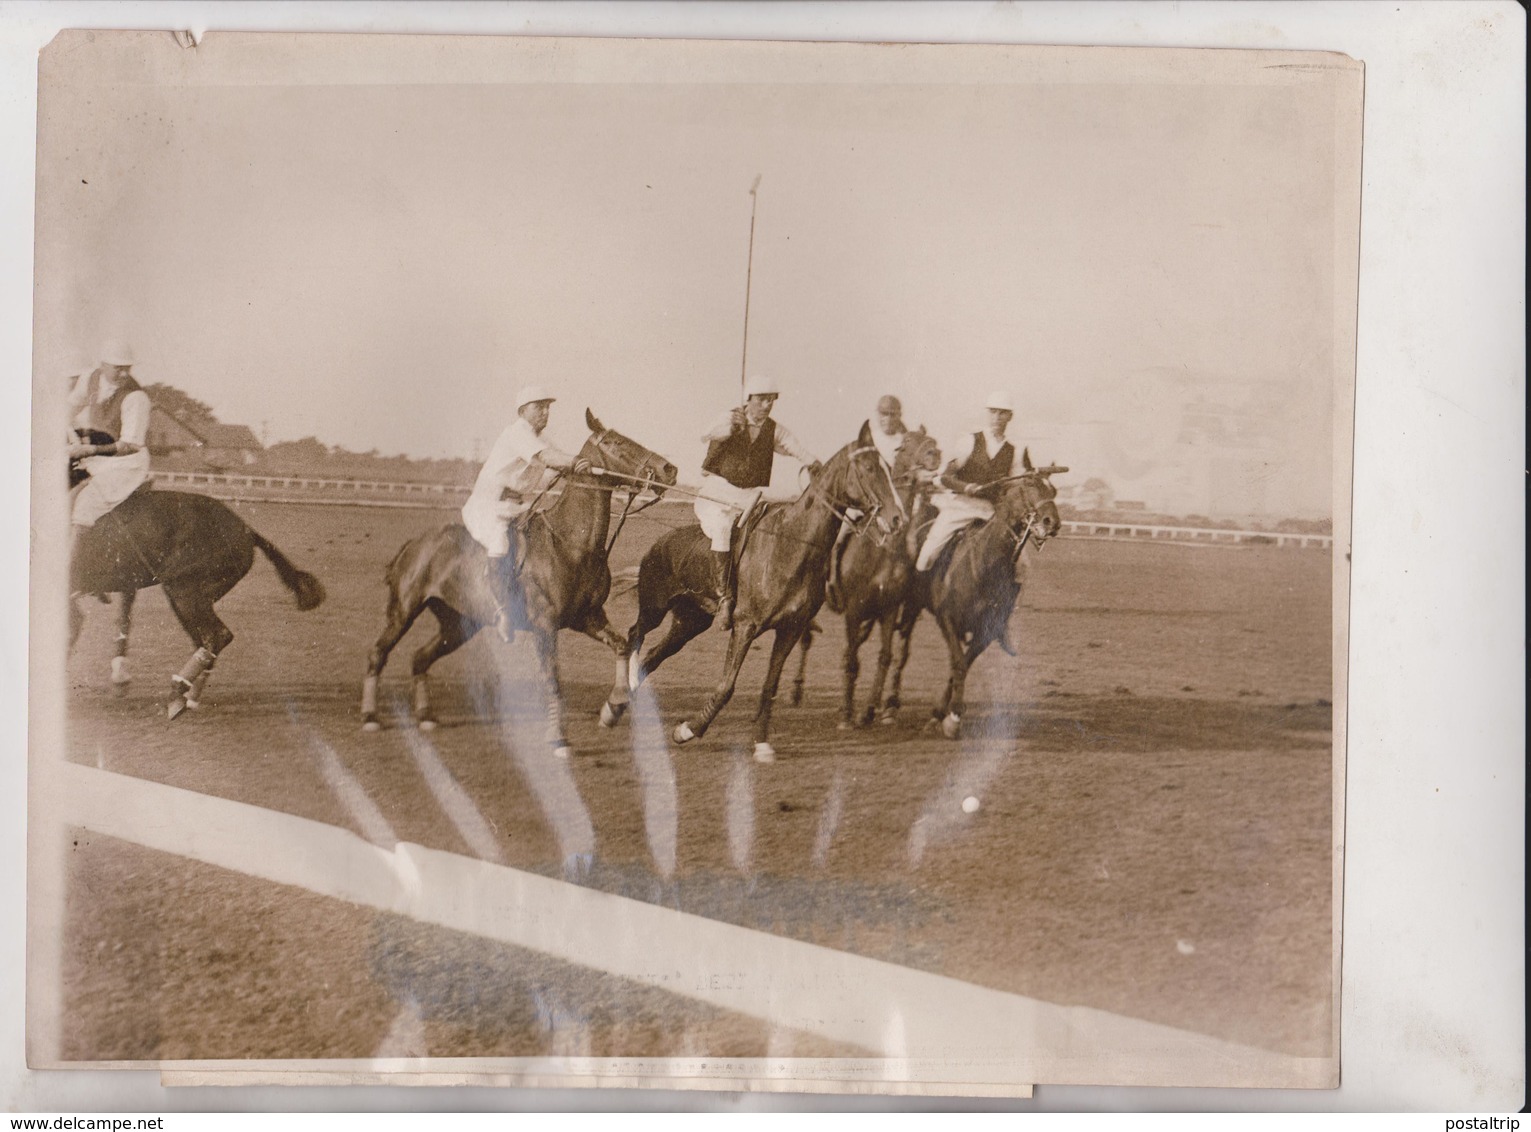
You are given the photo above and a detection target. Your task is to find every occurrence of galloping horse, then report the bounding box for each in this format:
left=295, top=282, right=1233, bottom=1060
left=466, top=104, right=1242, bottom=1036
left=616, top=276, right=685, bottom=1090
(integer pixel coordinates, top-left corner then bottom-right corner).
left=820, top=426, right=943, bottom=728
left=601, top=421, right=904, bottom=762
left=361, top=409, right=676, bottom=756
left=916, top=451, right=1065, bottom=739
left=68, top=488, right=326, bottom=719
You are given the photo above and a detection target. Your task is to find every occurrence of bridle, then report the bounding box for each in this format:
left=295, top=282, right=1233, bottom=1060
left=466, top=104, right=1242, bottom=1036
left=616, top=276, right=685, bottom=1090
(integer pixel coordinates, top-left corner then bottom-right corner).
left=806, top=444, right=902, bottom=545
left=996, top=472, right=1060, bottom=561
left=577, top=425, right=672, bottom=553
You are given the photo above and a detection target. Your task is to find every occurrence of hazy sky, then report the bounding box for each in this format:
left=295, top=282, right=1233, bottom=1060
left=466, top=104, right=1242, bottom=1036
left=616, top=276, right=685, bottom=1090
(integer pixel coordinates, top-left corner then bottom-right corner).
left=35, top=35, right=1355, bottom=516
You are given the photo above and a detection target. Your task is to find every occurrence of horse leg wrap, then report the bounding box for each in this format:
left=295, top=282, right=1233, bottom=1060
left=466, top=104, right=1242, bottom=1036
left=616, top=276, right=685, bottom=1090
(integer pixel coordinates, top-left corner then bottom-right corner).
left=610, top=655, right=631, bottom=703
left=110, top=655, right=131, bottom=686
left=187, top=662, right=214, bottom=707
left=361, top=675, right=379, bottom=717
left=172, top=647, right=215, bottom=692
left=412, top=676, right=431, bottom=717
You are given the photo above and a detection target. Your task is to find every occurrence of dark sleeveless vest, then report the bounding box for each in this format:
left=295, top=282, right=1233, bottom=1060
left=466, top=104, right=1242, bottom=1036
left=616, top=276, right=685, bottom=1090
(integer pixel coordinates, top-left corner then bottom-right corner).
left=703, top=417, right=777, bottom=489
left=949, top=431, right=1014, bottom=487
left=86, top=373, right=144, bottom=442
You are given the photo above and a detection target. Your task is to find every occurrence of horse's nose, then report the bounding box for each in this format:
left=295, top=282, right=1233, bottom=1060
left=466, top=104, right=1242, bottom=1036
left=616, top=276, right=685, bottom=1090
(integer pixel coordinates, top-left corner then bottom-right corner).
left=662, top=462, right=678, bottom=482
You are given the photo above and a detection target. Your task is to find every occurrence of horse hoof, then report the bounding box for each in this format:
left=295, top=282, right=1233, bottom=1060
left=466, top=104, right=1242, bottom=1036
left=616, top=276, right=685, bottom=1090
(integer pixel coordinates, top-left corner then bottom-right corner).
left=185, top=698, right=202, bottom=711
left=672, top=722, right=696, bottom=745
left=836, top=719, right=854, bottom=732
left=167, top=697, right=187, bottom=721
left=753, top=742, right=777, bottom=764
left=941, top=713, right=962, bottom=740
left=418, top=719, right=437, bottom=733
left=553, top=745, right=573, bottom=760
left=599, top=702, right=623, bottom=728
left=361, top=718, right=381, bottom=733
left=878, top=711, right=898, bottom=727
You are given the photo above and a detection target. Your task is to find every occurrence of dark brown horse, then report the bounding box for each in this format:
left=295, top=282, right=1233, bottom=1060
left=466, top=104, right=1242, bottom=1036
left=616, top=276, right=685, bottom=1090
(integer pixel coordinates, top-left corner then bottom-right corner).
left=601, top=421, right=905, bottom=762
left=917, top=452, right=1065, bottom=739
left=68, top=488, right=326, bottom=719
left=361, top=409, right=676, bottom=756
left=819, top=426, right=943, bottom=728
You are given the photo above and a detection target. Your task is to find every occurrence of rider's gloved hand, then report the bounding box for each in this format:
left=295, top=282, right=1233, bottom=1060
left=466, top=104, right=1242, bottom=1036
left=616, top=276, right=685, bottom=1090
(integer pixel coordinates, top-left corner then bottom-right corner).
left=68, top=443, right=95, bottom=460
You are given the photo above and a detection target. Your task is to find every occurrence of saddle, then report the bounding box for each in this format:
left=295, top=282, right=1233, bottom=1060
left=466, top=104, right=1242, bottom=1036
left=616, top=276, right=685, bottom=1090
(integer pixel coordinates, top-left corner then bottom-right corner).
left=731, top=496, right=772, bottom=565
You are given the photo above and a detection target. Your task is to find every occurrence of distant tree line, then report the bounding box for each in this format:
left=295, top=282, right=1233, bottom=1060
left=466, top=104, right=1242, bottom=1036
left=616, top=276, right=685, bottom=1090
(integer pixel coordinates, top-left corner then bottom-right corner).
left=144, top=382, right=476, bottom=484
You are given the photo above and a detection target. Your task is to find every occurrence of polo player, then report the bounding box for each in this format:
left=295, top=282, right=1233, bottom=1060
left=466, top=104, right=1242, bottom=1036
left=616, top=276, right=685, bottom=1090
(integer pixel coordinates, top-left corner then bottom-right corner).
left=461, top=385, right=581, bottom=643
left=915, top=390, right=1018, bottom=572
left=696, top=375, right=820, bottom=629
left=68, top=344, right=152, bottom=563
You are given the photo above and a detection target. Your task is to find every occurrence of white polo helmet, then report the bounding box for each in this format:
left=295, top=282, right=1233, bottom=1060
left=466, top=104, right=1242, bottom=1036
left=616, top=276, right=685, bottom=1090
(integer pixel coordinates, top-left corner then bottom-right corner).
left=743, top=374, right=779, bottom=399
left=516, top=384, right=556, bottom=411
left=985, top=390, right=1014, bottom=413
left=100, top=342, right=135, bottom=367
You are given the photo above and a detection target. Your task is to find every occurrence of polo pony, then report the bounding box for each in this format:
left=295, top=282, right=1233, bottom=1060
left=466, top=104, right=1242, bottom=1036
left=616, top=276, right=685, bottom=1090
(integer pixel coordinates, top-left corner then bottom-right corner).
left=915, top=451, right=1065, bottom=739
left=601, top=421, right=904, bottom=761
left=361, top=409, right=676, bottom=758
left=68, top=487, right=326, bottom=719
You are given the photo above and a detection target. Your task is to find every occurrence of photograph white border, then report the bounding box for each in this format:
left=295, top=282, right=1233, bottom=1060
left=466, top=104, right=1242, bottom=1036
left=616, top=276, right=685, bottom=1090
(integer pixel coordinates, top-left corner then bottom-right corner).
left=2, top=0, right=1523, bottom=1114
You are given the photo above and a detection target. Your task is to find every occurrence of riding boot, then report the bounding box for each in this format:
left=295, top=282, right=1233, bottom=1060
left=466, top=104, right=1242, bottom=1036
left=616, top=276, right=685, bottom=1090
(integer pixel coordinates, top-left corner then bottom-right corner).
left=713, top=549, right=735, bottom=631
left=489, top=525, right=521, bottom=643
left=827, top=520, right=851, bottom=609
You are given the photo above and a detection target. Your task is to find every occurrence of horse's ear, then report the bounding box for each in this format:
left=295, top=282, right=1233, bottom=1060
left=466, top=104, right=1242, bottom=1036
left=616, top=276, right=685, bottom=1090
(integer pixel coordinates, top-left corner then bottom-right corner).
left=916, top=424, right=926, bottom=436
left=857, top=419, right=874, bottom=447
left=1022, top=446, right=1034, bottom=471
left=585, top=408, right=602, bottom=432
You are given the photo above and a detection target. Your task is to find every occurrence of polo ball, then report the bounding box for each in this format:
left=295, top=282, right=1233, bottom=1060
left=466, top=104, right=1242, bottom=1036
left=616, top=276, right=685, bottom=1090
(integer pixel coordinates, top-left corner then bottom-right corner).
left=962, top=796, right=981, bottom=814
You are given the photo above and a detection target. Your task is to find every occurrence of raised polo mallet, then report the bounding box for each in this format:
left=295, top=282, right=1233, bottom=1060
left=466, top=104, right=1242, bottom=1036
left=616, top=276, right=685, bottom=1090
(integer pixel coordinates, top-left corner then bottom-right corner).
left=739, top=174, right=762, bottom=403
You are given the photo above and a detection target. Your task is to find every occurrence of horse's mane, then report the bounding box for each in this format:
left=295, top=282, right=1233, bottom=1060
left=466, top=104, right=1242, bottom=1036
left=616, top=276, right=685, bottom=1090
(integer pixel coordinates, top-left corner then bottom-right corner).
left=954, top=477, right=1039, bottom=572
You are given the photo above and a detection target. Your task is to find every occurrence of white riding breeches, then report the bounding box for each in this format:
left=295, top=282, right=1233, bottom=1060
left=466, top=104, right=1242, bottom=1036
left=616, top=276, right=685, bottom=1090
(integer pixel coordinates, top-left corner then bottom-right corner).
left=915, top=491, right=994, bottom=571
left=461, top=493, right=531, bottom=559
left=71, top=451, right=150, bottom=528
left=694, top=474, right=762, bottom=552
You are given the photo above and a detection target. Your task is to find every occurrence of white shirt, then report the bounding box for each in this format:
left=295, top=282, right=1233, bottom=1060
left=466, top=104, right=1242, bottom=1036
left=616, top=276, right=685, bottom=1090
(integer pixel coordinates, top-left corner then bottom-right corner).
left=470, top=416, right=553, bottom=504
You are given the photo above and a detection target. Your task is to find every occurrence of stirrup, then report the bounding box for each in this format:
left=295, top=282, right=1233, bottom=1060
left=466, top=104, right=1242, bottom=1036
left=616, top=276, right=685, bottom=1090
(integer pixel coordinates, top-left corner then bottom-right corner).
left=491, top=596, right=516, bottom=643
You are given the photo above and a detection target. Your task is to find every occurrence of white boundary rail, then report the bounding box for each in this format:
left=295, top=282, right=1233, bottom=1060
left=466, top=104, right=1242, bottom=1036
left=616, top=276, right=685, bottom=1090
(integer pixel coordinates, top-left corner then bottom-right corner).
left=49, top=761, right=1329, bottom=1089
left=151, top=471, right=1333, bottom=547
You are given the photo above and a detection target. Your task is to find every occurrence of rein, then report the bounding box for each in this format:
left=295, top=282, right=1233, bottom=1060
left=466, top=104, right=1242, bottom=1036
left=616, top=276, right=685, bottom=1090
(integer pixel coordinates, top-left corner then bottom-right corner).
left=805, top=445, right=892, bottom=532
left=542, top=426, right=671, bottom=556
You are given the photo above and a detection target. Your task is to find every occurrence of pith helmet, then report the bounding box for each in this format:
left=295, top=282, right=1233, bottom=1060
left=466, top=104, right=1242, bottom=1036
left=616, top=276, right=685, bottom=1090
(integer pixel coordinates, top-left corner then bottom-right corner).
left=516, top=385, right=556, bottom=411
left=743, top=374, right=779, bottom=399
left=100, top=342, right=135, bottom=367
left=985, top=390, right=1014, bottom=412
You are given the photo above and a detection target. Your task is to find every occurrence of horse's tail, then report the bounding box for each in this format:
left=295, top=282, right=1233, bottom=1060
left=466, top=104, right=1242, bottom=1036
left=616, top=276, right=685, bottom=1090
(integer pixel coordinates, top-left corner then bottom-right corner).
left=250, top=531, right=326, bottom=611
left=609, top=564, right=641, bottom=599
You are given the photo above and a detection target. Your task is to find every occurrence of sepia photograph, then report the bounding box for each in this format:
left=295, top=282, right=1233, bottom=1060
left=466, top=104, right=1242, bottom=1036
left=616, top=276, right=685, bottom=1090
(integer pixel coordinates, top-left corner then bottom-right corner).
left=27, top=29, right=1363, bottom=1095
